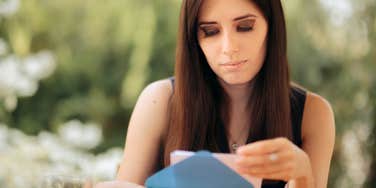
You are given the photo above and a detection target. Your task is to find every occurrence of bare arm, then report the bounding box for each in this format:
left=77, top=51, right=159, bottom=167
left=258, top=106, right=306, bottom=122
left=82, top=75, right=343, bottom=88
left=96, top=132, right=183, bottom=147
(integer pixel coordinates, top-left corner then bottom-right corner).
left=116, top=79, right=172, bottom=185
left=290, top=93, right=335, bottom=188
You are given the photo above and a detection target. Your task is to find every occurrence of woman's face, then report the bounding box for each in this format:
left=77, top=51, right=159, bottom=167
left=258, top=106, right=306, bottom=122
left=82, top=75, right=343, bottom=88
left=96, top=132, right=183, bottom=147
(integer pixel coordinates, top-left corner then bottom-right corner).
left=197, top=0, right=268, bottom=86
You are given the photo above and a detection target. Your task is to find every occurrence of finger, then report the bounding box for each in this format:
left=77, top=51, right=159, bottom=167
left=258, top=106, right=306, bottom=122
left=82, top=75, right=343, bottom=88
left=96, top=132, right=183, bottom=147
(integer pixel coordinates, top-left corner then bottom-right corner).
left=238, top=161, right=293, bottom=175
left=238, top=165, right=293, bottom=181
left=236, top=151, right=291, bottom=168
left=237, top=137, right=289, bottom=155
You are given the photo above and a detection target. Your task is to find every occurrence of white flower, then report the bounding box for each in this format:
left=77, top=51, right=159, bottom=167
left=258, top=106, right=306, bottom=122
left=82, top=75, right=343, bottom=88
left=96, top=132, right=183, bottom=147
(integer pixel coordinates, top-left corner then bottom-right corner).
left=23, top=51, right=56, bottom=80
left=58, top=120, right=103, bottom=150
left=91, top=148, right=123, bottom=180
left=0, top=123, right=122, bottom=187
left=0, top=55, right=38, bottom=98
left=0, top=0, right=19, bottom=17
left=0, top=50, right=56, bottom=111
left=0, top=124, right=9, bottom=152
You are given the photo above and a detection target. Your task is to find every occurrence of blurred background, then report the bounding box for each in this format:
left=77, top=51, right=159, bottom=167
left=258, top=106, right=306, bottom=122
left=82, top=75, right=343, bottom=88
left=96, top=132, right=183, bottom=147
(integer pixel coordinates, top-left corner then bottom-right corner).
left=0, top=0, right=374, bottom=187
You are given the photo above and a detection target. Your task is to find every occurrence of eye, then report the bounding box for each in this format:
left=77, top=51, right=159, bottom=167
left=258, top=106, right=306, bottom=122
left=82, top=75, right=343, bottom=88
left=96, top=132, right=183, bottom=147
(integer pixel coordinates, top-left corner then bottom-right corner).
left=237, top=26, right=253, bottom=32
left=199, top=26, right=220, bottom=37
left=237, top=19, right=255, bottom=32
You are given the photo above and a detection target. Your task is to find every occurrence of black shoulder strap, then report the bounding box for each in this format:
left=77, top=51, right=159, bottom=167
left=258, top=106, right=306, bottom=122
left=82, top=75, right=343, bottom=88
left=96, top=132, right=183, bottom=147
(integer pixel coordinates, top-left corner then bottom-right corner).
left=169, top=76, right=175, bottom=91
left=290, top=86, right=307, bottom=147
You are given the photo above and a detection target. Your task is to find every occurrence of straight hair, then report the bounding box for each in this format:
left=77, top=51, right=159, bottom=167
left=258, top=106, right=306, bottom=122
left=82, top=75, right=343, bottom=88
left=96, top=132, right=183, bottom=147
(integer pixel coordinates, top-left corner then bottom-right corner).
left=163, top=0, right=292, bottom=167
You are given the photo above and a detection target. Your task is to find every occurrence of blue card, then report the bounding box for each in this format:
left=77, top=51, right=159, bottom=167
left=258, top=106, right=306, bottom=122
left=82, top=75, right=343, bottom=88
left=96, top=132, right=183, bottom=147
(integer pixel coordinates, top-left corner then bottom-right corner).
left=145, top=150, right=254, bottom=188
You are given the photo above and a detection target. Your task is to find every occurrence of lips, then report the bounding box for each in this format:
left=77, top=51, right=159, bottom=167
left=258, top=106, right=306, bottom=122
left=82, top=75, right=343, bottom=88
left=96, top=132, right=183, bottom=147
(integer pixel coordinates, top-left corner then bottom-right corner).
left=218, top=60, right=248, bottom=72
left=220, top=60, right=247, bottom=66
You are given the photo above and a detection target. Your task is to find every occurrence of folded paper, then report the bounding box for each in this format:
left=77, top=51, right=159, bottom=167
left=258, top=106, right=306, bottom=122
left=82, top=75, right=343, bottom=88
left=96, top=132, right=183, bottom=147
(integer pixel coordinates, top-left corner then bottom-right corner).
left=145, top=150, right=261, bottom=188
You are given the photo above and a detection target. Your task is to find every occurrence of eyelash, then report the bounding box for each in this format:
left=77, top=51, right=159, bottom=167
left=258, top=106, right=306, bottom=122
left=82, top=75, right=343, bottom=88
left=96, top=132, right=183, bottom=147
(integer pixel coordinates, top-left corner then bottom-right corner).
left=201, top=26, right=254, bottom=37
left=237, top=26, right=253, bottom=32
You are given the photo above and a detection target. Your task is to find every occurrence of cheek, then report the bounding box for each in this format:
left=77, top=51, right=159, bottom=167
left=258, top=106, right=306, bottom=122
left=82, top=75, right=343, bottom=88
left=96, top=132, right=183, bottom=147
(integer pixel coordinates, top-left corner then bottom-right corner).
left=242, top=35, right=267, bottom=62
left=248, top=44, right=266, bottom=62
left=199, top=41, right=220, bottom=63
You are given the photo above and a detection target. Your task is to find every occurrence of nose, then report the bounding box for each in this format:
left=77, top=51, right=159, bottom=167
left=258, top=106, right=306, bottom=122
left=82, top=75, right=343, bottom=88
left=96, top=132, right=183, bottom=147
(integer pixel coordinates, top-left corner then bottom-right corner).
left=222, top=31, right=239, bottom=59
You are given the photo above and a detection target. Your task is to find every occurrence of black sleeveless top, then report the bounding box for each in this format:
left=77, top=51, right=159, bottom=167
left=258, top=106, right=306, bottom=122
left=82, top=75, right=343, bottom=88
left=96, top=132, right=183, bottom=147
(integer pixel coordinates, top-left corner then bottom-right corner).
left=168, top=77, right=307, bottom=188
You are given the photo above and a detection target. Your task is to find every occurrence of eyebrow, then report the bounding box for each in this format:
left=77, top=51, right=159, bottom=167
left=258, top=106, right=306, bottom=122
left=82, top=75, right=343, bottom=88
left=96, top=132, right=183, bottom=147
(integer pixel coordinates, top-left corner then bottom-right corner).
left=234, top=14, right=257, bottom=21
left=198, top=13, right=257, bottom=25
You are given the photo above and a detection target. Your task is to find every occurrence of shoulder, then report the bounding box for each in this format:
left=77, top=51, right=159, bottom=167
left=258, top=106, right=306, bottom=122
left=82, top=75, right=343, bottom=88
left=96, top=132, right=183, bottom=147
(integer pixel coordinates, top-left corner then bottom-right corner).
left=298, top=92, right=335, bottom=187
left=128, top=78, right=173, bottom=138
left=138, top=79, right=173, bottom=102
left=304, top=92, right=334, bottom=124
left=118, top=79, right=173, bottom=182
left=301, top=92, right=335, bottom=141
left=133, top=78, right=173, bottom=119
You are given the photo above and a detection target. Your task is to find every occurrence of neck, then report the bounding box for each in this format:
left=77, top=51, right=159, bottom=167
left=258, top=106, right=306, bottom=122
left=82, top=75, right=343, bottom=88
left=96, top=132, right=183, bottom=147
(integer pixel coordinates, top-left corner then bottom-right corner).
left=218, top=79, right=253, bottom=111
left=218, top=79, right=253, bottom=152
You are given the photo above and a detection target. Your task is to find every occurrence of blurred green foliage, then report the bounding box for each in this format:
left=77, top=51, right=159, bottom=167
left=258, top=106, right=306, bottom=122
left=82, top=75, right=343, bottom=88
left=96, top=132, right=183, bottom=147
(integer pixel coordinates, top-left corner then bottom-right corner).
left=0, top=0, right=375, bottom=187
left=0, top=0, right=180, bottom=151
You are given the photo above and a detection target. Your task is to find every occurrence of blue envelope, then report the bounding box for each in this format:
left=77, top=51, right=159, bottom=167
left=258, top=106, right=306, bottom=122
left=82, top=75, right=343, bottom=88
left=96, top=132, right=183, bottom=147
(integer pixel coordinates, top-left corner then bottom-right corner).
left=145, top=151, right=254, bottom=188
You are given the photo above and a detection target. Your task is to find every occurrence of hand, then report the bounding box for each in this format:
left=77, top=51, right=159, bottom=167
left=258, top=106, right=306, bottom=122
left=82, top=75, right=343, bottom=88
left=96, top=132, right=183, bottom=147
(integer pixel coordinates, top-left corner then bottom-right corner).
left=94, top=181, right=144, bottom=188
left=235, top=137, right=313, bottom=182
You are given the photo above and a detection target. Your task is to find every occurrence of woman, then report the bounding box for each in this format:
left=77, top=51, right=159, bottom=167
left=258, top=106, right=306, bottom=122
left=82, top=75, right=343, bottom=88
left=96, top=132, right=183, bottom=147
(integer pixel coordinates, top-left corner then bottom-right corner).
left=97, top=0, right=335, bottom=187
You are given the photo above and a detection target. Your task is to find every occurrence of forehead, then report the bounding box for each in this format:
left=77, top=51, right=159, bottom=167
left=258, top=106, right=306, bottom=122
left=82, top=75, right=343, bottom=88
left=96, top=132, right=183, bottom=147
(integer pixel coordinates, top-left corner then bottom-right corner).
left=198, top=0, right=264, bottom=21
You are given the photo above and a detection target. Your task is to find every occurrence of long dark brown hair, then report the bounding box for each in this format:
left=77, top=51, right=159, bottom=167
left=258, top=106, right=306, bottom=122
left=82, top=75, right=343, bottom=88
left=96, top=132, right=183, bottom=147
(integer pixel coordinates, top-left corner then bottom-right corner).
left=163, top=0, right=292, bottom=166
